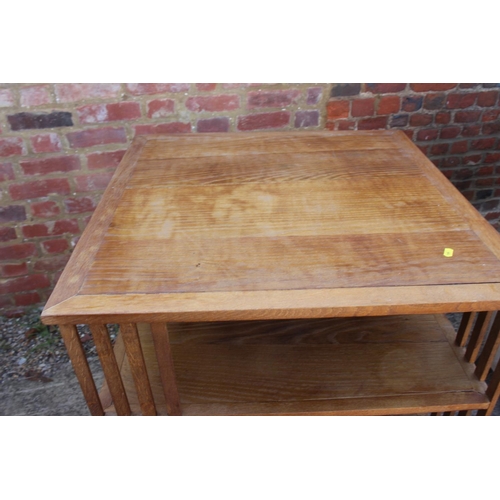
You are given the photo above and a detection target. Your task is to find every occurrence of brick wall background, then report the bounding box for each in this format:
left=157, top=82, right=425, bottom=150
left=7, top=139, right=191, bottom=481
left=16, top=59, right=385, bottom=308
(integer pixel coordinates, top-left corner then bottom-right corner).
left=1, top=83, right=499, bottom=315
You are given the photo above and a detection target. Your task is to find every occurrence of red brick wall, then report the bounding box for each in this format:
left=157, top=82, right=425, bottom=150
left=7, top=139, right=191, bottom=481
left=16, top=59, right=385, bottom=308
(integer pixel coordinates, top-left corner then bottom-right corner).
left=1, top=83, right=499, bottom=315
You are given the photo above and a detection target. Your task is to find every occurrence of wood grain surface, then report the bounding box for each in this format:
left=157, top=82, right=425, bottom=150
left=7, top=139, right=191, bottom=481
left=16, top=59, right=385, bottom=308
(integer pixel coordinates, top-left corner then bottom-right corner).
left=41, top=130, right=500, bottom=324
left=99, top=314, right=489, bottom=416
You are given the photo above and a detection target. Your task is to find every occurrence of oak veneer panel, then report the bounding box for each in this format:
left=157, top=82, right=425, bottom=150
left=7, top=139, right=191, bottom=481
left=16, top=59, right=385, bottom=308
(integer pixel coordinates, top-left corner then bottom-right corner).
left=81, top=231, right=500, bottom=294
left=139, top=131, right=399, bottom=159
left=129, top=149, right=420, bottom=187
left=41, top=131, right=500, bottom=324
left=99, top=315, right=489, bottom=416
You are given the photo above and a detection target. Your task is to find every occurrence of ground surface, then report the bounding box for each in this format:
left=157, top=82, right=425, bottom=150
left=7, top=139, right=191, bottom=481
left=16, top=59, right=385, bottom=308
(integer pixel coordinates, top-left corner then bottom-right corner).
left=0, top=309, right=499, bottom=416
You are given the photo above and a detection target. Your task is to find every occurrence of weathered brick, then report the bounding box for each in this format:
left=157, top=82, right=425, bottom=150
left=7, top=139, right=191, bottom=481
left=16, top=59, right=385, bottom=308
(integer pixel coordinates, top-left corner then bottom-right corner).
left=0, top=243, right=37, bottom=261
left=390, top=114, right=408, bottom=127
left=22, top=219, right=79, bottom=238
left=20, top=85, right=52, bottom=107
left=482, top=121, right=500, bottom=135
left=358, top=117, right=388, bottom=130
left=14, top=292, right=41, bottom=306
left=237, top=112, right=290, bottom=131
left=477, top=91, right=498, bottom=107
left=1, top=262, right=28, bottom=278
left=409, top=114, right=433, bottom=127
left=460, top=84, right=479, bottom=89
left=55, top=84, right=121, bottom=103
left=366, top=83, right=406, bottom=94
left=326, top=101, right=349, bottom=119
left=0, top=137, right=25, bottom=157
left=482, top=84, right=500, bottom=88
left=126, top=83, right=190, bottom=95
left=186, top=95, right=239, bottom=112
left=485, top=153, right=500, bottom=163
left=0, top=274, right=50, bottom=294
left=471, top=138, right=496, bottom=150
left=410, top=84, right=457, bottom=92
left=402, top=130, right=414, bottom=140
left=0, top=205, right=26, bottom=223
left=67, top=127, right=127, bottom=148
left=431, top=143, right=449, bottom=155
left=461, top=125, right=481, bottom=137
left=77, top=102, right=141, bottom=124
left=134, top=123, right=191, bottom=136
left=307, top=87, right=322, bottom=105
left=64, top=197, right=96, bottom=213
left=147, top=99, right=175, bottom=118
left=20, top=155, right=80, bottom=176
left=196, top=84, right=217, bottom=91
left=75, top=172, right=114, bottom=192
left=9, top=178, right=70, bottom=200
left=446, top=93, right=477, bottom=109
left=87, top=150, right=126, bottom=170
left=0, top=296, right=13, bottom=308
left=0, top=227, right=16, bottom=242
left=455, top=111, right=482, bottom=123
left=42, top=239, right=69, bottom=254
left=417, top=129, right=439, bottom=141
left=463, top=154, right=482, bottom=165
left=0, top=88, right=14, bottom=107
left=330, top=84, right=361, bottom=97
left=442, top=156, right=460, bottom=167
left=337, top=120, right=356, bottom=130
left=31, top=201, right=60, bottom=218
left=221, top=84, right=250, bottom=89
left=402, top=95, right=423, bottom=112
left=248, top=90, right=300, bottom=109
left=476, top=178, right=495, bottom=187
left=435, top=112, right=451, bottom=124
left=34, top=255, right=69, bottom=272
left=8, top=111, right=73, bottom=131
left=30, top=133, right=62, bottom=153
left=0, top=162, right=15, bottom=181
left=196, top=117, right=230, bottom=133
left=479, top=166, right=495, bottom=176
left=417, top=145, right=428, bottom=156
left=455, top=168, right=474, bottom=180
left=450, top=141, right=468, bottom=154
left=482, top=109, right=500, bottom=122
left=352, top=99, right=375, bottom=117
left=423, top=93, right=445, bottom=110
left=377, top=96, right=400, bottom=115
left=294, top=110, right=319, bottom=128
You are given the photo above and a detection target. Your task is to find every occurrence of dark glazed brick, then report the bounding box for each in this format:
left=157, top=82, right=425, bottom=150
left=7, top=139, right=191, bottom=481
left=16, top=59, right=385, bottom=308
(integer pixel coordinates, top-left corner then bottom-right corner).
left=294, top=110, right=319, bottom=128
left=8, top=112, right=73, bottom=131
left=402, top=96, right=423, bottom=112
left=330, top=84, right=361, bottom=97
left=0, top=205, right=26, bottom=223
left=390, top=114, right=408, bottom=127
left=197, top=117, right=230, bottom=133
left=306, top=87, right=322, bottom=105
left=476, top=189, right=493, bottom=200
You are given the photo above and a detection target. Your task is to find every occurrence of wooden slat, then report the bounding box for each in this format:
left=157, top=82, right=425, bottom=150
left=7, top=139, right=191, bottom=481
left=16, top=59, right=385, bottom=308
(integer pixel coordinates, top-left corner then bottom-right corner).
left=59, top=324, right=104, bottom=416
left=90, top=324, right=131, bottom=416
left=465, top=311, right=494, bottom=363
left=120, top=323, right=156, bottom=416
left=149, top=323, right=182, bottom=416
left=456, top=312, right=476, bottom=347
left=475, top=312, right=500, bottom=381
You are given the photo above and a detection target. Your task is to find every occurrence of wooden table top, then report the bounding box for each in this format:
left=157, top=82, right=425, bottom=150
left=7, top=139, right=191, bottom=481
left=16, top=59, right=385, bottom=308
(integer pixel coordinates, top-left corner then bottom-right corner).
left=42, top=131, right=500, bottom=324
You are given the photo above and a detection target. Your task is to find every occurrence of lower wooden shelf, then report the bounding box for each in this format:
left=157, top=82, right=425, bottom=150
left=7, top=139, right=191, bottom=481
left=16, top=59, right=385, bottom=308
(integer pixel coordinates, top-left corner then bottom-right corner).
left=99, top=314, right=490, bottom=415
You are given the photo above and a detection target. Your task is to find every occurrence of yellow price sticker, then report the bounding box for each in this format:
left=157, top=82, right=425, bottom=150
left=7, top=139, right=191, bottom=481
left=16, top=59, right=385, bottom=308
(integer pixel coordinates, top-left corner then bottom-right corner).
left=443, top=248, right=454, bottom=257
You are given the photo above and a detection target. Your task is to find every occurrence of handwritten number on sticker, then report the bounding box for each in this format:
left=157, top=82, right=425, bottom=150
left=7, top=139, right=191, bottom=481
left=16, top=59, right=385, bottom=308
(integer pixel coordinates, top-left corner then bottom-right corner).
left=443, top=248, right=454, bottom=257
